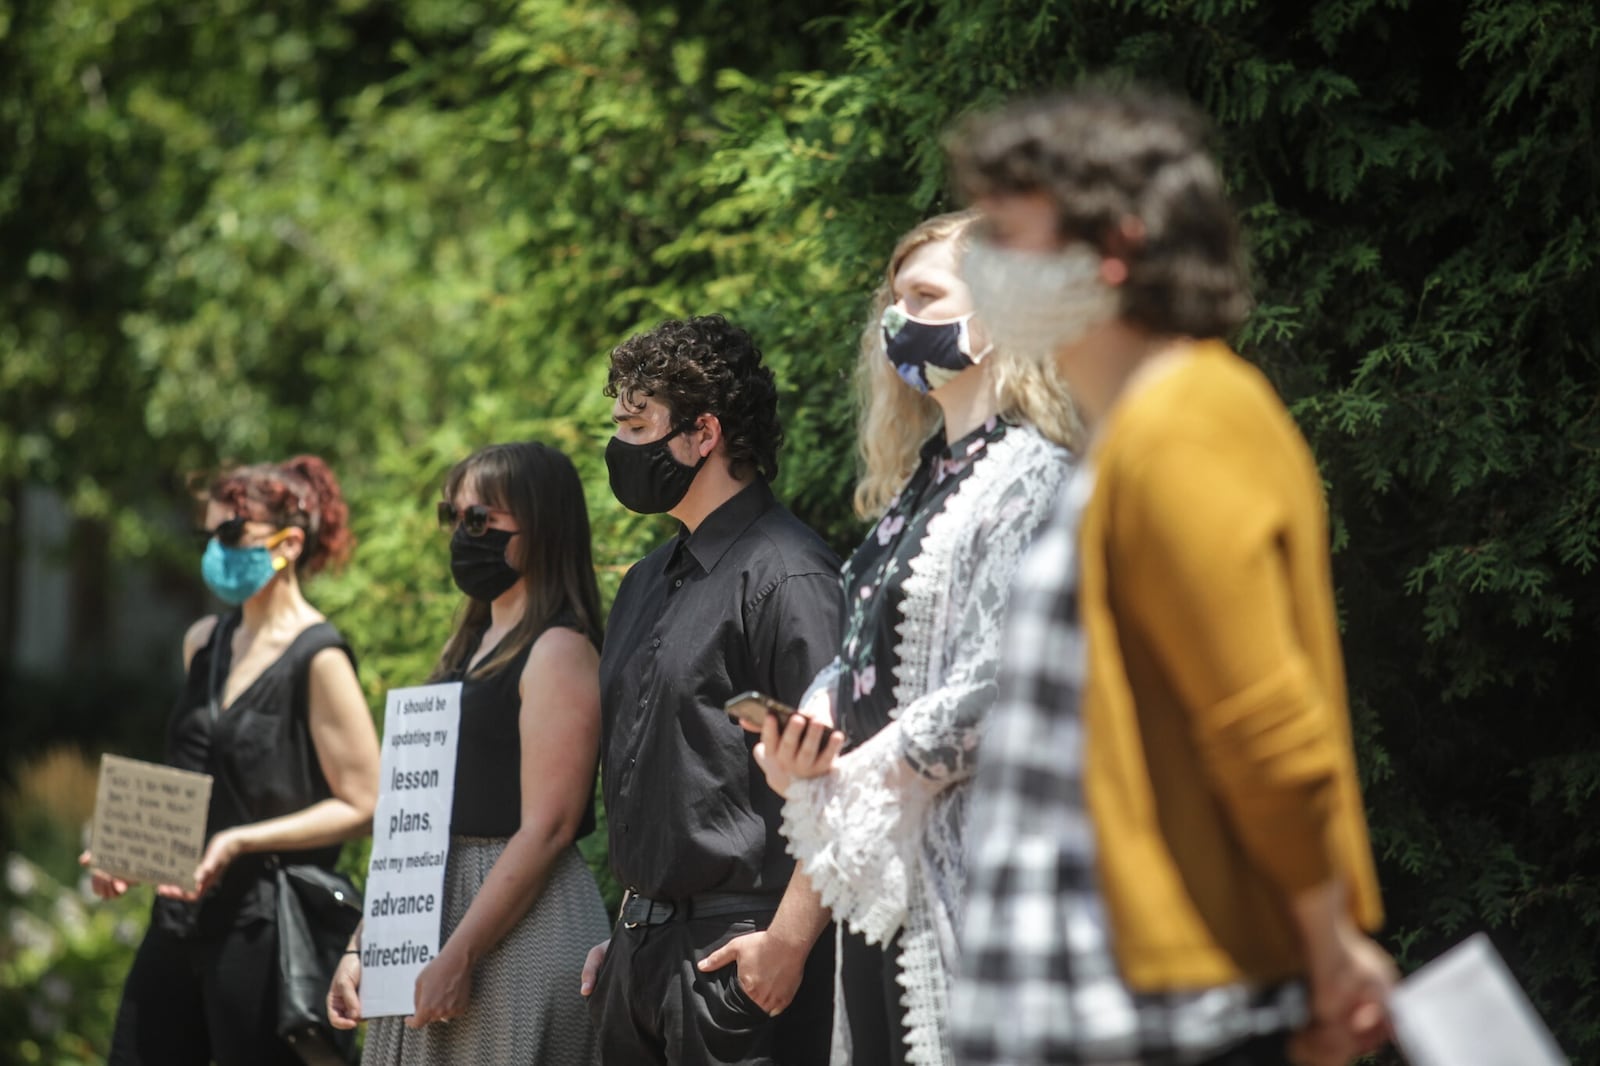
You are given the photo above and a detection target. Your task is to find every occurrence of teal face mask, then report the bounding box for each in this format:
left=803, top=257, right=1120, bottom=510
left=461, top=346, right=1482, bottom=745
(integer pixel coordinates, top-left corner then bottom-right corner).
left=200, top=536, right=286, bottom=605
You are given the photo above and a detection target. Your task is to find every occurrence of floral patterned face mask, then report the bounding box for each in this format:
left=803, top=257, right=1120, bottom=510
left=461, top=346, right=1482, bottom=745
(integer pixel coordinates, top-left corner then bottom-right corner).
left=881, top=305, right=992, bottom=395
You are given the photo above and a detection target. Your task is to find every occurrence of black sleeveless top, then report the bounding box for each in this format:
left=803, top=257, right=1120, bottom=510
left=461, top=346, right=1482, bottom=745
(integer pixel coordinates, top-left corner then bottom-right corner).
left=445, top=614, right=599, bottom=840
left=154, top=612, right=353, bottom=937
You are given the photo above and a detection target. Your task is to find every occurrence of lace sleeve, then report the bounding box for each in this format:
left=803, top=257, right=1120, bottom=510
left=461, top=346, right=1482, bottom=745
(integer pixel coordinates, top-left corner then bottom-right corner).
left=782, top=439, right=1069, bottom=942
left=783, top=723, right=922, bottom=943
left=897, top=467, right=1062, bottom=787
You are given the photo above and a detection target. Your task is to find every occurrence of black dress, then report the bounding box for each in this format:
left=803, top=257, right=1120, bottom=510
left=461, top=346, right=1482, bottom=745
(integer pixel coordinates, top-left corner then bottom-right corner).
left=109, top=613, right=354, bottom=1066
left=443, top=615, right=595, bottom=840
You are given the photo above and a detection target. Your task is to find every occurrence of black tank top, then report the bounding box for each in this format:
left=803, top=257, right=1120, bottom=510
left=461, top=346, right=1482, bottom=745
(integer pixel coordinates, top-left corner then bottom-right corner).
left=154, top=612, right=353, bottom=937
left=445, top=614, right=599, bottom=840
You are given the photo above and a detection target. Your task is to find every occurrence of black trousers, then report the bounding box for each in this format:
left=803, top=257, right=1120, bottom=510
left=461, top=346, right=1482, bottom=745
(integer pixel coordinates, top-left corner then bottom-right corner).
left=840, top=927, right=910, bottom=1065
left=588, top=911, right=835, bottom=1066
left=108, top=918, right=300, bottom=1066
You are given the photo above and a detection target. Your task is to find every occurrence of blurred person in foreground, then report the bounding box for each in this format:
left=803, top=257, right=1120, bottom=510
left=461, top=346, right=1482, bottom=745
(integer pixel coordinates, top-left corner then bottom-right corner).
left=580, top=314, right=842, bottom=1065
left=750, top=210, right=1077, bottom=1064
left=943, top=89, right=1395, bottom=1066
left=327, top=441, right=609, bottom=1063
left=86, top=456, right=381, bottom=1066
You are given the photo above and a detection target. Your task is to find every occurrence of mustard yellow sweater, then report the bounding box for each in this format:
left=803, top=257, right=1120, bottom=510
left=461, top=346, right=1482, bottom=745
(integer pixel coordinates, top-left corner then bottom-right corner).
left=1078, top=341, right=1383, bottom=990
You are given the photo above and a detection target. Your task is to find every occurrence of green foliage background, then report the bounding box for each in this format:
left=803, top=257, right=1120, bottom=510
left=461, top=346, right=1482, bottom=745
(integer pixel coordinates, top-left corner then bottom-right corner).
left=3, top=0, right=1598, bottom=1060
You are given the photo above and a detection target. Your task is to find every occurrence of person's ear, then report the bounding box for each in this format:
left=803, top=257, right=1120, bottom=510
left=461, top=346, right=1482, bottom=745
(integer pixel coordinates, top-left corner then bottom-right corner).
left=967, top=316, right=994, bottom=363
left=1099, top=215, right=1147, bottom=287
left=693, top=414, right=724, bottom=459
left=272, top=528, right=305, bottom=571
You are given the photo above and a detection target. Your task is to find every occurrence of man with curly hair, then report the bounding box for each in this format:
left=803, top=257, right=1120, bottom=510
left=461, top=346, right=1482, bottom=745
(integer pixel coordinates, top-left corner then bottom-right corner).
left=944, top=90, right=1395, bottom=1066
left=581, top=314, right=842, bottom=1066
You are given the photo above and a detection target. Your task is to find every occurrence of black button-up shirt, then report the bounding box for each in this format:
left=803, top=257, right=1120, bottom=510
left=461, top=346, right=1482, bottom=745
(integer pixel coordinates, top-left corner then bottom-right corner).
left=599, top=479, right=843, bottom=900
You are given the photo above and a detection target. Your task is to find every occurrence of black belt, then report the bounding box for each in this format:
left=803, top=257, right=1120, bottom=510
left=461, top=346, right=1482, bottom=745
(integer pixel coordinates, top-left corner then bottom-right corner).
left=620, top=889, right=780, bottom=928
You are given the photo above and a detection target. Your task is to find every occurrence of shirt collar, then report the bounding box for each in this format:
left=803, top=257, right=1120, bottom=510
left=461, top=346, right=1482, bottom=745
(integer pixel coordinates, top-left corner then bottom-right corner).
left=665, top=479, right=776, bottom=577
left=918, top=414, right=1013, bottom=477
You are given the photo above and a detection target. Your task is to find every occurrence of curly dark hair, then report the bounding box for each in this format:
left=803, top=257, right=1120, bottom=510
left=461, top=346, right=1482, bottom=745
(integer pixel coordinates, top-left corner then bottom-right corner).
left=946, top=88, right=1250, bottom=339
left=605, top=314, right=783, bottom=481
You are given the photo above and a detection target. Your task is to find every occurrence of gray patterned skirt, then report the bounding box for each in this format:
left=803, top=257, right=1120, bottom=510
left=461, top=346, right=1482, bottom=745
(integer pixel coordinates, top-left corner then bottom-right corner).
left=362, top=835, right=610, bottom=1065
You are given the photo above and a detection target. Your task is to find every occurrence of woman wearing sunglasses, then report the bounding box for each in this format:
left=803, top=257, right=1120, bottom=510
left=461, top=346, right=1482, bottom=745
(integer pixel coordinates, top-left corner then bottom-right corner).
left=87, top=455, right=382, bottom=1066
left=330, top=441, right=610, bottom=1065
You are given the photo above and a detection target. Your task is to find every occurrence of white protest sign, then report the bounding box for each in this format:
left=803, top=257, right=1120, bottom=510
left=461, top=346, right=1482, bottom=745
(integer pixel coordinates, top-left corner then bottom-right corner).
left=1391, top=932, right=1568, bottom=1066
left=359, top=682, right=463, bottom=1018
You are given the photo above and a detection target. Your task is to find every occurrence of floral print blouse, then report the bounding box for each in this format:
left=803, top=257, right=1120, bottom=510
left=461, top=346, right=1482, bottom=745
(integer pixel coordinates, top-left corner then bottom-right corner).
left=834, top=415, right=1013, bottom=748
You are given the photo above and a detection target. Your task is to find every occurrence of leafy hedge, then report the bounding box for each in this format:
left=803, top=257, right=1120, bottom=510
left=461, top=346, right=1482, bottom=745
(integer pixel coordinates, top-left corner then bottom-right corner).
left=3, top=0, right=1597, bottom=1057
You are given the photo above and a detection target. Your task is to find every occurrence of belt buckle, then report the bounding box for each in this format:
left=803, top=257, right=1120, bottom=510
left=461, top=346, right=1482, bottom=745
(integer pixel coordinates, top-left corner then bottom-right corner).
left=622, top=889, right=642, bottom=929
left=622, top=891, right=675, bottom=928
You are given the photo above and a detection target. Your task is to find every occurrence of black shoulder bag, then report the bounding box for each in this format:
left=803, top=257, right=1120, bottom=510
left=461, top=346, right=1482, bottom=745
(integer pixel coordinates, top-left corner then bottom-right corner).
left=208, top=615, right=363, bottom=1066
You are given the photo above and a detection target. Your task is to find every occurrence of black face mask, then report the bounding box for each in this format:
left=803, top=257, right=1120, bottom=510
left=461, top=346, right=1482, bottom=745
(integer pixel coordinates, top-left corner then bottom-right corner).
left=449, top=526, right=520, bottom=603
left=606, top=422, right=708, bottom=515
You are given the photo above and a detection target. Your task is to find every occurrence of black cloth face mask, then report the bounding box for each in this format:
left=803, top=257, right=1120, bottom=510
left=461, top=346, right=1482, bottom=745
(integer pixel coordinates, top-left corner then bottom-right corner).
left=449, top=526, right=520, bottom=602
left=606, top=421, right=708, bottom=515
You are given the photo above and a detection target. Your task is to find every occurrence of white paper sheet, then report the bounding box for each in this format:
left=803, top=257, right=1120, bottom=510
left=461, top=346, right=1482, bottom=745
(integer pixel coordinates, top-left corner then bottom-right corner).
left=1390, top=932, right=1567, bottom=1066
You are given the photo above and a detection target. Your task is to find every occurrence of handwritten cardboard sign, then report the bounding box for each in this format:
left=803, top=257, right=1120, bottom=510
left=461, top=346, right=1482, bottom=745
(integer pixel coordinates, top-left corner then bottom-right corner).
left=358, top=682, right=463, bottom=1018
left=88, top=755, right=213, bottom=891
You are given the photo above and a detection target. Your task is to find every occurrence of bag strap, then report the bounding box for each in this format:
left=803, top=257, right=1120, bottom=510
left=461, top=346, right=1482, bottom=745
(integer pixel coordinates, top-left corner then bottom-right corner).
left=205, top=612, right=259, bottom=827
left=206, top=611, right=237, bottom=724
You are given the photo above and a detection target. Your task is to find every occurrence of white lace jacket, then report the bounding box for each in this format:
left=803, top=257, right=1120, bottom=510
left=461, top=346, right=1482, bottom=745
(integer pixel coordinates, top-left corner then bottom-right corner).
left=782, top=425, right=1072, bottom=1065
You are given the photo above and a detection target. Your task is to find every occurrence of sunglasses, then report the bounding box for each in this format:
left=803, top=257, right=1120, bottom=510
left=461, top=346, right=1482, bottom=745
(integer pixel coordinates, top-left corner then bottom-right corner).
left=196, top=516, right=292, bottom=549
left=436, top=501, right=508, bottom=537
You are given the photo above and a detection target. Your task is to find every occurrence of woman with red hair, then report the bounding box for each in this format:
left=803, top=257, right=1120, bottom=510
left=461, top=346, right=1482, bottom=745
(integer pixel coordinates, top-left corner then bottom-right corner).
left=86, top=454, right=381, bottom=1066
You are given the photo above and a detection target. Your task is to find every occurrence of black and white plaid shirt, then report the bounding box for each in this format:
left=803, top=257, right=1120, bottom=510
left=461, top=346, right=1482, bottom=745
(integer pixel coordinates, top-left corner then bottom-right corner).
left=950, top=465, right=1306, bottom=1066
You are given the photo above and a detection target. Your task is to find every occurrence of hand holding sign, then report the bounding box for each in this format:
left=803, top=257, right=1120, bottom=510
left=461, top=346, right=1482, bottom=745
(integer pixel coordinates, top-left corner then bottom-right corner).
left=406, top=945, right=473, bottom=1028
left=78, top=851, right=130, bottom=900
left=328, top=952, right=363, bottom=1030
left=151, top=826, right=252, bottom=902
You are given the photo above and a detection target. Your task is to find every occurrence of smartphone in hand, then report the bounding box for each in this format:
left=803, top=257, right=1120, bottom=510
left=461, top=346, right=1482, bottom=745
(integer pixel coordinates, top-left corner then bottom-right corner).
left=724, top=690, right=800, bottom=733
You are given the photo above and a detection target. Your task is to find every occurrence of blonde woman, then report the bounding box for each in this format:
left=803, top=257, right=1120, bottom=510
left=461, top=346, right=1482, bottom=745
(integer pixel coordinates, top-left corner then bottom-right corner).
left=750, top=211, right=1077, bottom=1065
